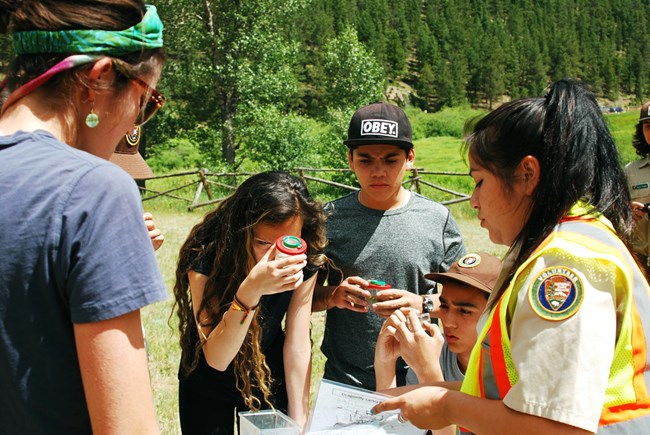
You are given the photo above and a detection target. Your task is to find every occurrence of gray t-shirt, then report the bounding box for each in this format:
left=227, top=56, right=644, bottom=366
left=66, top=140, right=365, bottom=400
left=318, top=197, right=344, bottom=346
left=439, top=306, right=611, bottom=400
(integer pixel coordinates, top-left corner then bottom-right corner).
left=405, top=341, right=465, bottom=384
left=321, top=192, right=465, bottom=390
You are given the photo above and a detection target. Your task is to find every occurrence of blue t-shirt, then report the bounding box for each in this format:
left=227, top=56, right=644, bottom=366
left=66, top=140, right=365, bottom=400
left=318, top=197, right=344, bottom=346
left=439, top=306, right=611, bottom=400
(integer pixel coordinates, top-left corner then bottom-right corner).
left=0, top=131, right=167, bottom=434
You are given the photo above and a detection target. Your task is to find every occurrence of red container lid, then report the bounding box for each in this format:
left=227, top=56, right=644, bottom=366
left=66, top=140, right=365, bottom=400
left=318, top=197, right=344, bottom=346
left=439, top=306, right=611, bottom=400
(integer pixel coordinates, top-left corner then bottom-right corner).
left=275, top=235, right=307, bottom=256
left=367, top=279, right=392, bottom=290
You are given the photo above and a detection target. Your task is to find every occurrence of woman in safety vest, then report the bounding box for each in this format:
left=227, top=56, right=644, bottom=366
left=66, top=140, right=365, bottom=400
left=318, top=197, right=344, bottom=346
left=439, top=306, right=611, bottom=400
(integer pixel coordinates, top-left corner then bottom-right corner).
left=372, top=79, right=650, bottom=434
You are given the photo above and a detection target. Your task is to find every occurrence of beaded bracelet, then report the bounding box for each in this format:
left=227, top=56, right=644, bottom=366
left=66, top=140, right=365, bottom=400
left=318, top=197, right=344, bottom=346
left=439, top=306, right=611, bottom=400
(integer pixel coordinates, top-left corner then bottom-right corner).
left=230, top=294, right=259, bottom=325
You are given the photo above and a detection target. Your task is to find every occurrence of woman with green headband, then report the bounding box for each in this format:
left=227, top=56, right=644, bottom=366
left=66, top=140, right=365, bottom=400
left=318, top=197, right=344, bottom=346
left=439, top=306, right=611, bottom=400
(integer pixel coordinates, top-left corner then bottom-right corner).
left=0, top=1, right=167, bottom=434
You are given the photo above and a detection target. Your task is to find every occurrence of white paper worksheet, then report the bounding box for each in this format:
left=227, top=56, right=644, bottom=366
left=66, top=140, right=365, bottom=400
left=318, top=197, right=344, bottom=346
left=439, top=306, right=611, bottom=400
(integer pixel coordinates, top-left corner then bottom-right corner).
left=307, top=379, right=427, bottom=435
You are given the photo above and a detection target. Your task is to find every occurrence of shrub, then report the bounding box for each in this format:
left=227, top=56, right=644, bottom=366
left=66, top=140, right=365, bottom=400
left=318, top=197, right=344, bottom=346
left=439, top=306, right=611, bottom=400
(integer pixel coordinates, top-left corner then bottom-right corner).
left=148, top=138, right=205, bottom=173
left=408, top=105, right=486, bottom=140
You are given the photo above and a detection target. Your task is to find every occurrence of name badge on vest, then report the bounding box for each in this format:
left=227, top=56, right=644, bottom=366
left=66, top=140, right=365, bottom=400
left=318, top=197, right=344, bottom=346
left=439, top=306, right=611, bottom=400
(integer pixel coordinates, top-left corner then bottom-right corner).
left=528, top=267, right=584, bottom=321
left=633, top=183, right=649, bottom=190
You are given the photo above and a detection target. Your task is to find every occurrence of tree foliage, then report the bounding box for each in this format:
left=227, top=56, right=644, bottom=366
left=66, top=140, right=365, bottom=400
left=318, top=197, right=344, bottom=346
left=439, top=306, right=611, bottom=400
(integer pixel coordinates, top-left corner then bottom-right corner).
left=152, top=0, right=307, bottom=167
left=320, top=27, right=385, bottom=112
left=142, top=0, right=650, bottom=169
left=292, top=0, right=650, bottom=111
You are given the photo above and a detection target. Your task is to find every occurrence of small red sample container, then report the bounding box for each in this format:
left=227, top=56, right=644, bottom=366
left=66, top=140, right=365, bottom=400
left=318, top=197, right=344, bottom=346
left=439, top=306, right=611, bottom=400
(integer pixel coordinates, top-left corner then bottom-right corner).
left=275, top=235, right=307, bottom=259
left=367, top=279, right=392, bottom=303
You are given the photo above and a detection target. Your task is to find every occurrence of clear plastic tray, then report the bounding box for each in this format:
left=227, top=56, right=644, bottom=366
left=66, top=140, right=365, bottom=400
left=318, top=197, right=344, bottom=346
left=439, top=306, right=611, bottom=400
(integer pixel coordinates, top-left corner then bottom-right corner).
left=238, top=410, right=300, bottom=435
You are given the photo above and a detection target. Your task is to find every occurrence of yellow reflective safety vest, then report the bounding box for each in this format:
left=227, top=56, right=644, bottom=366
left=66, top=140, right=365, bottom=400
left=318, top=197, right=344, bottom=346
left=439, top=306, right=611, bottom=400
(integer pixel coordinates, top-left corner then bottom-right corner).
left=460, top=208, right=650, bottom=434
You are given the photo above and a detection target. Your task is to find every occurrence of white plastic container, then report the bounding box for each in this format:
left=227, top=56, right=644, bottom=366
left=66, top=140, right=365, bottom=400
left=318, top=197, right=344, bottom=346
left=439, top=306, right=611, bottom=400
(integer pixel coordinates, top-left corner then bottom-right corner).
left=238, top=409, right=300, bottom=435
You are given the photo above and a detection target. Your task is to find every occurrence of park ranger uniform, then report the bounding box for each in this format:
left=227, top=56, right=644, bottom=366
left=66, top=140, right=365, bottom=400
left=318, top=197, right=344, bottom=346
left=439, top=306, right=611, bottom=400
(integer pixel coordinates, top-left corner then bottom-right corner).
left=460, top=202, right=650, bottom=434
left=625, top=155, right=650, bottom=266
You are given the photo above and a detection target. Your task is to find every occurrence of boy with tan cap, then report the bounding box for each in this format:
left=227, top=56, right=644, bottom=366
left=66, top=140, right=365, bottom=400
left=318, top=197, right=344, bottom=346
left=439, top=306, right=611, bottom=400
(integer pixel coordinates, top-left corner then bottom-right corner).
left=111, top=128, right=164, bottom=251
left=374, top=252, right=502, bottom=388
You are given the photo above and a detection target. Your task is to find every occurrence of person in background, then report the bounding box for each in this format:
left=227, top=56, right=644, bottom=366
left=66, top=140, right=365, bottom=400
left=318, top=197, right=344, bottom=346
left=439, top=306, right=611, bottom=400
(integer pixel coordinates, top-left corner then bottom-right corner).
left=110, top=126, right=154, bottom=179
left=0, top=1, right=167, bottom=433
left=373, top=79, right=650, bottom=434
left=112, top=127, right=164, bottom=250
left=625, top=102, right=650, bottom=275
left=312, top=102, right=465, bottom=391
left=173, top=171, right=329, bottom=434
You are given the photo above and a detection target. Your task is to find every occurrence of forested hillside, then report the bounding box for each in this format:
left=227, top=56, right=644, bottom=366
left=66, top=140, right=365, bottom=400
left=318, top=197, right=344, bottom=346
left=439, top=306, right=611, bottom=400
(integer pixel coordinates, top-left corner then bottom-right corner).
left=2, top=1, right=649, bottom=169
left=149, top=0, right=650, bottom=168
left=293, top=0, right=649, bottom=111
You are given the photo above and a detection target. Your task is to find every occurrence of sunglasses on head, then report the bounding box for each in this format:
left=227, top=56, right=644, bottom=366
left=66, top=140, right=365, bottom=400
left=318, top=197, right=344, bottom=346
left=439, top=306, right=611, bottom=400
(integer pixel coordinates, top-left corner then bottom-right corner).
left=113, top=61, right=165, bottom=127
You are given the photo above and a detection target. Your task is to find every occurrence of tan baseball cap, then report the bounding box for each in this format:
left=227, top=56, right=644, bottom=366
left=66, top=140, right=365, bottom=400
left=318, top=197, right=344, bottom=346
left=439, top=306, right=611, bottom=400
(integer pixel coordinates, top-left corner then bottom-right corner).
left=425, top=252, right=502, bottom=294
left=109, top=127, right=154, bottom=180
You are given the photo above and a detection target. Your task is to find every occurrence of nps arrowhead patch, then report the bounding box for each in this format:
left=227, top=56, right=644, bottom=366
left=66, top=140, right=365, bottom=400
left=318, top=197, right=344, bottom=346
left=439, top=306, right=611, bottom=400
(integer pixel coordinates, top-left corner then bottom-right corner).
left=529, top=266, right=584, bottom=321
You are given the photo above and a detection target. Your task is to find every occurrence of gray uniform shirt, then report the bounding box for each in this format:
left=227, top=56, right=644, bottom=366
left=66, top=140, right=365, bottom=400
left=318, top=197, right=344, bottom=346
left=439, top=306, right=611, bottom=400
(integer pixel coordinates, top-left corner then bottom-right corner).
left=321, top=192, right=465, bottom=390
left=405, top=341, right=465, bottom=384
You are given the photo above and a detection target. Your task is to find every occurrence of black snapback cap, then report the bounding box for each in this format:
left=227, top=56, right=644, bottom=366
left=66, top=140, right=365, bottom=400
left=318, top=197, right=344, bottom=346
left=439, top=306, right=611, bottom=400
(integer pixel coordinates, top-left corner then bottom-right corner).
left=343, top=102, right=413, bottom=150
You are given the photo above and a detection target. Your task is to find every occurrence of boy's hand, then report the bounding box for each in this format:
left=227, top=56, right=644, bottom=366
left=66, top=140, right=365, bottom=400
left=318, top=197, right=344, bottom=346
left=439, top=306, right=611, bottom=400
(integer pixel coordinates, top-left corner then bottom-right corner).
left=329, top=276, right=370, bottom=312
left=632, top=201, right=648, bottom=222
left=375, top=312, right=403, bottom=364
left=374, top=314, right=403, bottom=390
left=371, top=289, right=424, bottom=318
left=396, top=309, right=445, bottom=383
left=143, top=212, right=165, bottom=251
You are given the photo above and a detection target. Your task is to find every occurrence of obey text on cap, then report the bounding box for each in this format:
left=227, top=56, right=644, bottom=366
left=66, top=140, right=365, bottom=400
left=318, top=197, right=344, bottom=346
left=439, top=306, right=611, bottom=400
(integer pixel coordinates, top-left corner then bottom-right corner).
left=360, top=119, right=398, bottom=138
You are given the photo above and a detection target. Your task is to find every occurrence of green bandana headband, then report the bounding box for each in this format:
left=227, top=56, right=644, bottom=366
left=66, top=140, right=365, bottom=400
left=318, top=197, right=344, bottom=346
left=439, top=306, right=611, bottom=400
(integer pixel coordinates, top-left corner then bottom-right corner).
left=13, top=5, right=163, bottom=55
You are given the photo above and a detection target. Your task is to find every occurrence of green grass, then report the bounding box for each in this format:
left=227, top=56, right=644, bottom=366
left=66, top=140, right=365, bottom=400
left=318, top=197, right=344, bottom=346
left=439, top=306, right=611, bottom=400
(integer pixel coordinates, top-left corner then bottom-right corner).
left=412, top=135, right=475, bottom=217
left=140, top=107, right=642, bottom=217
left=141, top=209, right=202, bottom=434
left=604, top=110, right=639, bottom=165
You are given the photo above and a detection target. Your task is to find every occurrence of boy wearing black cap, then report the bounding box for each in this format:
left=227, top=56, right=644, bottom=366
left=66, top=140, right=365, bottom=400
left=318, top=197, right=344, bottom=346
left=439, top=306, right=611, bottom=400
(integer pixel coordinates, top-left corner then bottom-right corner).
left=313, top=102, right=465, bottom=391
left=625, top=102, right=650, bottom=273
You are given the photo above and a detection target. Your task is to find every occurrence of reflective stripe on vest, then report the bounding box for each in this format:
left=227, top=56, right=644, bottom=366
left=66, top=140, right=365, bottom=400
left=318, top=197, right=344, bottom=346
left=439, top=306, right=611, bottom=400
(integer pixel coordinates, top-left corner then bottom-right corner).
left=459, top=216, right=650, bottom=434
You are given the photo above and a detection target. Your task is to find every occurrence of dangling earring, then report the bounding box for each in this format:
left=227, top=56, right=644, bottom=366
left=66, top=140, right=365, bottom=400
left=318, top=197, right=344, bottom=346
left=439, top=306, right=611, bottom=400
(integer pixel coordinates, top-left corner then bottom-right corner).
left=85, top=98, right=99, bottom=128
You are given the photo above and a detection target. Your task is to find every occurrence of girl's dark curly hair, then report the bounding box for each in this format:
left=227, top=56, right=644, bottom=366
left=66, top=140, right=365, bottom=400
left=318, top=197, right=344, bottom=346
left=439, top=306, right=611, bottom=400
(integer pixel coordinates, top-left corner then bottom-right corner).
left=172, top=171, right=327, bottom=410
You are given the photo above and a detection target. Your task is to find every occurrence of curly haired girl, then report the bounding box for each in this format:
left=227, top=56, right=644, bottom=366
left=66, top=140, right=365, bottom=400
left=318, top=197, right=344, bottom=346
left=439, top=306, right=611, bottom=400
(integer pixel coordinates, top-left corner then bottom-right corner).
left=174, top=170, right=328, bottom=434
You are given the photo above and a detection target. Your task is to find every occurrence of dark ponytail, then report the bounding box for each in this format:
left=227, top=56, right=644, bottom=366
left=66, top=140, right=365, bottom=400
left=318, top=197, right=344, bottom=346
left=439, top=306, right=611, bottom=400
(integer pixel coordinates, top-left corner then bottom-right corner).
left=466, top=79, right=633, bottom=308
left=631, top=121, right=650, bottom=158
left=539, top=79, right=632, bottom=238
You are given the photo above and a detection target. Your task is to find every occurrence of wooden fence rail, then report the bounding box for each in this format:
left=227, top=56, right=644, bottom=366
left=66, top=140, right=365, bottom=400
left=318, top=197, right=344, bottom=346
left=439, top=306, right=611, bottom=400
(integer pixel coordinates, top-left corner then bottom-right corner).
left=138, top=167, right=471, bottom=210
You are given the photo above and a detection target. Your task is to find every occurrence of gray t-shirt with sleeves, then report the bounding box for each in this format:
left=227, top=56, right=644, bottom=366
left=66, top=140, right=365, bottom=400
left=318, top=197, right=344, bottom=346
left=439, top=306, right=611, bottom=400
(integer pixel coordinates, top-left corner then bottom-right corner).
left=405, top=341, right=465, bottom=384
left=321, top=192, right=465, bottom=390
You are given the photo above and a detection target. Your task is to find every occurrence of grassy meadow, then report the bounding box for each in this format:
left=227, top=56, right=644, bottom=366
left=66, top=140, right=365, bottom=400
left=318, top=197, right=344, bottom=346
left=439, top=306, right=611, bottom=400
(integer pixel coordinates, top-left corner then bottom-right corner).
left=140, top=109, right=640, bottom=434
